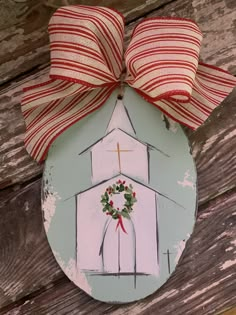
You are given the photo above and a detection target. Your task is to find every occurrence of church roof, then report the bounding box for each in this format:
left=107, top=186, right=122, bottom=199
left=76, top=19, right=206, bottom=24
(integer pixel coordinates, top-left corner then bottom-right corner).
left=79, top=128, right=170, bottom=157
left=106, top=99, right=136, bottom=136
left=74, top=173, right=184, bottom=209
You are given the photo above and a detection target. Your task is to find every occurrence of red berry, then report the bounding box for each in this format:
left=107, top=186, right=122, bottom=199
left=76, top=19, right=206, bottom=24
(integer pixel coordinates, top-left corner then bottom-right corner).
left=109, top=200, right=113, bottom=206
left=133, top=192, right=136, bottom=197
left=123, top=181, right=126, bottom=184
left=125, top=186, right=128, bottom=190
left=117, top=207, right=119, bottom=210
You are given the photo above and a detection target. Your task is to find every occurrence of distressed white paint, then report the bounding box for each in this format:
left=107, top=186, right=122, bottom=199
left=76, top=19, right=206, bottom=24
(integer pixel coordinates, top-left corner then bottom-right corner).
left=53, top=251, right=91, bottom=294
left=223, top=129, right=236, bottom=141
left=182, top=282, right=193, bottom=291
left=225, top=246, right=234, bottom=252
left=200, top=133, right=222, bottom=154
left=183, top=275, right=231, bottom=303
left=1, top=45, right=49, bottom=83
left=161, top=113, right=178, bottom=133
left=208, top=244, right=217, bottom=251
left=192, top=0, right=236, bottom=73
left=174, top=240, right=186, bottom=264
left=193, top=296, right=215, bottom=310
left=216, top=231, right=233, bottom=240
left=5, top=309, right=22, bottom=315
left=146, top=289, right=178, bottom=307
left=76, top=175, right=159, bottom=275
left=220, top=259, right=236, bottom=270
left=198, top=211, right=212, bottom=220
left=24, top=201, right=29, bottom=212
left=112, top=289, right=179, bottom=315
left=42, top=191, right=61, bottom=232
left=122, top=0, right=159, bottom=17
left=177, top=170, right=194, bottom=189
left=90, top=129, right=149, bottom=185
left=106, top=100, right=135, bottom=136
left=231, top=239, right=236, bottom=247
left=2, top=280, right=24, bottom=301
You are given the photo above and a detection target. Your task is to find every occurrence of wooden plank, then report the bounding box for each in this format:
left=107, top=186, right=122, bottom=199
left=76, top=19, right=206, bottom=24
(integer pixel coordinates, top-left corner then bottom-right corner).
left=0, top=0, right=236, bottom=312
left=0, top=69, right=48, bottom=189
left=188, top=89, right=236, bottom=205
left=0, top=0, right=173, bottom=85
left=0, top=0, right=174, bottom=189
left=127, top=0, right=236, bottom=73
left=0, top=0, right=236, bottom=200
left=1, top=77, right=236, bottom=205
left=0, top=184, right=235, bottom=314
left=0, top=179, right=64, bottom=308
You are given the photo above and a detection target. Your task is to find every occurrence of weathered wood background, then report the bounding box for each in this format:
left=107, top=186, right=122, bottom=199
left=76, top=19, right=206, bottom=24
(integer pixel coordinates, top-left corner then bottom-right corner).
left=0, top=0, right=236, bottom=314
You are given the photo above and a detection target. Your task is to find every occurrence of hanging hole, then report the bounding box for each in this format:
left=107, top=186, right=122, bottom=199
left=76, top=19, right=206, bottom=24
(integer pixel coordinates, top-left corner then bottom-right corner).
left=117, top=94, right=123, bottom=100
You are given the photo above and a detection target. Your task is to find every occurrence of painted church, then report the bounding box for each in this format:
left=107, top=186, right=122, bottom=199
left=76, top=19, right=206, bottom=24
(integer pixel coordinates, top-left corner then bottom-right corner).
left=76, top=100, right=170, bottom=277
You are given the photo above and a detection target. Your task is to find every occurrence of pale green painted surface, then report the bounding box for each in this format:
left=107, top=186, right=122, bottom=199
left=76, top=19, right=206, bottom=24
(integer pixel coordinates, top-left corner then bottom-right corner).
left=43, top=86, right=197, bottom=303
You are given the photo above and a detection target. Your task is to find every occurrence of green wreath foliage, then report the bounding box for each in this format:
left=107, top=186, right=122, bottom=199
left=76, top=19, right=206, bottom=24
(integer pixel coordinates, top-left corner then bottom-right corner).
left=100, top=179, right=137, bottom=220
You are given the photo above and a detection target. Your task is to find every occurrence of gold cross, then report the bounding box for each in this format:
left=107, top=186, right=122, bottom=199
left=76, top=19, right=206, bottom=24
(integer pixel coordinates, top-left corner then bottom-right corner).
left=107, top=142, right=133, bottom=172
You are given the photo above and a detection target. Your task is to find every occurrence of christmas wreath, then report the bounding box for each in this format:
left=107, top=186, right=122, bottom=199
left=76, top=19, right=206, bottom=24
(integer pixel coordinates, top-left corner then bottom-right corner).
left=100, top=180, right=137, bottom=233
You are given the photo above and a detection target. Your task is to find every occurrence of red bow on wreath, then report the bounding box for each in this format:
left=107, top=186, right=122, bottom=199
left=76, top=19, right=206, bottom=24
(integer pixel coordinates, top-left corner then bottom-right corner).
left=21, top=5, right=236, bottom=162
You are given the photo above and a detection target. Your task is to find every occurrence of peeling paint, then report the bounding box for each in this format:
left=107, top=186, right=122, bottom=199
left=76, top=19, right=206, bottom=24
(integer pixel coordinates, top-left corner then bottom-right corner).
left=5, top=309, right=22, bottom=315
left=161, top=113, right=178, bottom=133
left=174, top=240, right=186, bottom=264
left=223, top=129, right=236, bottom=141
left=201, top=133, right=223, bottom=154
left=193, top=296, right=215, bottom=310
left=177, top=170, right=194, bottom=189
left=53, top=251, right=91, bottom=295
left=141, top=289, right=178, bottom=309
left=225, top=246, right=234, bottom=252
left=230, top=239, right=236, bottom=247
left=123, top=0, right=161, bottom=17
left=182, top=282, right=193, bottom=290
left=208, top=244, right=217, bottom=251
left=2, top=280, right=24, bottom=301
left=198, top=211, right=212, bottom=220
left=183, top=275, right=231, bottom=303
left=216, top=231, right=233, bottom=240
left=42, top=190, right=61, bottom=232
left=220, top=259, right=236, bottom=270
left=0, top=45, right=49, bottom=83
left=24, top=201, right=29, bottom=211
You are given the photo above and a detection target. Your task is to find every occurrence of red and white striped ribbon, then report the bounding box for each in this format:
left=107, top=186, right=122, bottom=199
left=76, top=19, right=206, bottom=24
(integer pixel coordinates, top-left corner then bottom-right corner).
left=22, top=5, right=236, bottom=162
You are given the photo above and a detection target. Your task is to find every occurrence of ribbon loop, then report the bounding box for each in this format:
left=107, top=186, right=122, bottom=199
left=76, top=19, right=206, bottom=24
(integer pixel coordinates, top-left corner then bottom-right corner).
left=21, top=5, right=236, bottom=162
left=49, top=5, right=124, bottom=85
left=125, top=18, right=202, bottom=102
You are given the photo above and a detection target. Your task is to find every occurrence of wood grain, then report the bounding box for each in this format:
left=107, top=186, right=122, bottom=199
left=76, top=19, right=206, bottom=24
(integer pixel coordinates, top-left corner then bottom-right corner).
left=1, top=78, right=236, bottom=205
left=0, top=179, right=63, bottom=308
left=127, top=0, right=236, bottom=74
left=0, top=0, right=236, bottom=196
left=0, top=0, right=173, bottom=85
left=0, top=0, right=236, bottom=314
left=189, top=89, right=236, bottom=205
left=0, top=185, right=235, bottom=314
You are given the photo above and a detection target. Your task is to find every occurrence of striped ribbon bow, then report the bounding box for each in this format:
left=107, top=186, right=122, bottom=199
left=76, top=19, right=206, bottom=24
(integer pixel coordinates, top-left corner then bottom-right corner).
left=22, top=5, right=236, bottom=162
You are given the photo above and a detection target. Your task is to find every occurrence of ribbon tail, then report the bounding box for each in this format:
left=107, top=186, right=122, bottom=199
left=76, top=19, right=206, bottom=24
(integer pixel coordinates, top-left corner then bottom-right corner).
left=116, top=215, right=127, bottom=234
left=22, top=85, right=116, bottom=162
left=125, top=18, right=236, bottom=130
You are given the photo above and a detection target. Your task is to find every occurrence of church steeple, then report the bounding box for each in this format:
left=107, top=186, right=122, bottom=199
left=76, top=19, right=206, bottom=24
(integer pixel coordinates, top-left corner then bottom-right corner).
left=78, top=100, right=156, bottom=185
left=106, top=100, right=136, bottom=136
